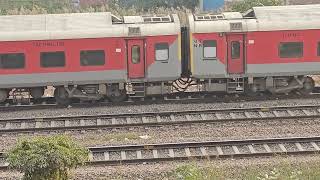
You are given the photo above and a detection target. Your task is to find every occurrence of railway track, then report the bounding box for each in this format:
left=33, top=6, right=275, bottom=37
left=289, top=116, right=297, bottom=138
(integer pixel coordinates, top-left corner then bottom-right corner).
left=1, top=89, right=320, bottom=111
left=1, top=105, right=320, bottom=133
left=0, top=136, right=319, bottom=168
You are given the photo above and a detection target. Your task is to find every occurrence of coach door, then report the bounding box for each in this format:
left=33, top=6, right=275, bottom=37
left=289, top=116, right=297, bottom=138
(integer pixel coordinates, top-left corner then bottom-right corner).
left=127, top=39, right=145, bottom=79
left=227, top=34, right=245, bottom=74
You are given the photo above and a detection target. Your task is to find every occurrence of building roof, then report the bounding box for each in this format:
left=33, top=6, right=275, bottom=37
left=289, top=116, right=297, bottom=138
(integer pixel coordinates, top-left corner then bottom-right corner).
left=289, top=0, right=320, bottom=5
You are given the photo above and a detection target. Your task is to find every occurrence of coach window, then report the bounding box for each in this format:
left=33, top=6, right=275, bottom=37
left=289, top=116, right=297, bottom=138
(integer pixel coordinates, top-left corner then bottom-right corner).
left=203, top=40, right=217, bottom=59
left=155, top=43, right=169, bottom=61
left=40, top=51, right=65, bottom=68
left=132, top=46, right=140, bottom=64
left=0, top=53, right=25, bottom=69
left=318, top=42, right=320, bottom=56
left=279, top=42, right=303, bottom=58
left=231, top=41, right=240, bottom=59
left=80, top=50, right=105, bottom=66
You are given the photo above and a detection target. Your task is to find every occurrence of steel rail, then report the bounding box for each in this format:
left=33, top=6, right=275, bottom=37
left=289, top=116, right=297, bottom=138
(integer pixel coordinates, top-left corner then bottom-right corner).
left=1, top=105, right=320, bottom=133
left=0, top=90, right=320, bottom=111
left=0, top=136, right=319, bottom=168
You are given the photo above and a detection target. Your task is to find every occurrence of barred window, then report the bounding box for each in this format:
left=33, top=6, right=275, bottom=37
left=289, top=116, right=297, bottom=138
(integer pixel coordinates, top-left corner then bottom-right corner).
left=279, top=42, right=303, bottom=58
left=203, top=40, right=217, bottom=59
left=131, top=46, right=140, bottom=64
left=231, top=41, right=240, bottom=59
left=80, top=50, right=105, bottom=66
left=0, top=53, right=25, bottom=69
left=40, top=51, right=65, bottom=68
left=155, top=43, right=169, bottom=61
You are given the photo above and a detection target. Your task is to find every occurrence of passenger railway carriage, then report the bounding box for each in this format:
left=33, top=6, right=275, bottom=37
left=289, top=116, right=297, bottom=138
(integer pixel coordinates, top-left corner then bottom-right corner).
left=188, top=4, right=320, bottom=95
left=0, top=12, right=181, bottom=104
left=0, top=4, right=319, bottom=104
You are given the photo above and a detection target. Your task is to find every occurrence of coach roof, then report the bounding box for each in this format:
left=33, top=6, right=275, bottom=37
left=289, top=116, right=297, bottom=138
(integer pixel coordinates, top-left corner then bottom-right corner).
left=0, top=12, right=180, bottom=41
left=190, top=4, right=320, bottom=33
left=247, top=4, right=320, bottom=20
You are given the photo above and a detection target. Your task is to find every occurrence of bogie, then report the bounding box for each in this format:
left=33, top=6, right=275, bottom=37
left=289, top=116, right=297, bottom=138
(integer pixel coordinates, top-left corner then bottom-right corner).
left=30, top=88, right=45, bottom=100
left=54, top=87, right=71, bottom=105
left=0, top=90, right=8, bottom=103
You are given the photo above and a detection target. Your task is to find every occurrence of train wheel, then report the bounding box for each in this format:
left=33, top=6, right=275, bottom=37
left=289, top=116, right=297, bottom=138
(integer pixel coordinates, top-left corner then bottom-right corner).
left=0, top=90, right=8, bottom=103
left=299, top=77, right=315, bottom=95
left=108, top=89, right=127, bottom=103
left=30, top=88, right=44, bottom=100
left=54, top=87, right=70, bottom=105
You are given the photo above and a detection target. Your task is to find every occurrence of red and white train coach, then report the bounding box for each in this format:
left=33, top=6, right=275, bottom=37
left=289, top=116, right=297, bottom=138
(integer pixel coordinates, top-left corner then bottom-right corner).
left=0, top=12, right=181, bottom=103
left=188, top=4, right=320, bottom=95
left=0, top=4, right=319, bottom=105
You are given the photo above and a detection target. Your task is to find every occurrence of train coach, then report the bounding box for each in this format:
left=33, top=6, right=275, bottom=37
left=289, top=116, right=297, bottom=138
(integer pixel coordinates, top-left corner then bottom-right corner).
left=187, top=4, right=320, bottom=95
left=0, top=4, right=320, bottom=105
left=0, top=12, right=181, bottom=104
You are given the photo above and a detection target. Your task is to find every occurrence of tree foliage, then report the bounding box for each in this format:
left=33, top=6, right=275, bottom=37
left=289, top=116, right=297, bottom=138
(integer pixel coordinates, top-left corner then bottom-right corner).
left=0, top=0, right=73, bottom=14
left=0, top=0, right=200, bottom=15
left=7, top=135, right=89, bottom=180
left=231, top=0, right=283, bottom=12
left=117, top=0, right=200, bottom=11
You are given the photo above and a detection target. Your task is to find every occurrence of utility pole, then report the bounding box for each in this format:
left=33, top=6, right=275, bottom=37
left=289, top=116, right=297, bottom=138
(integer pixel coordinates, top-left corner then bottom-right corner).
left=199, top=0, right=204, bottom=11
left=72, top=0, right=80, bottom=8
left=285, top=0, right=290, bottom=5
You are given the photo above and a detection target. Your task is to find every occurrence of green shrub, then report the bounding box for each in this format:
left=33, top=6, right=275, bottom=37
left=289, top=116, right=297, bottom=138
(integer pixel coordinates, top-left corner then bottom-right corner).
left=7, top=135, right=89, bottom=180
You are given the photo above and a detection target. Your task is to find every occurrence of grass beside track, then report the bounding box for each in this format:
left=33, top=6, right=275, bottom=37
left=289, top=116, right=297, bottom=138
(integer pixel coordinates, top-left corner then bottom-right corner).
left=170, top=158, right=320, bottom=180
left=2, top=156, right=320, bottom=179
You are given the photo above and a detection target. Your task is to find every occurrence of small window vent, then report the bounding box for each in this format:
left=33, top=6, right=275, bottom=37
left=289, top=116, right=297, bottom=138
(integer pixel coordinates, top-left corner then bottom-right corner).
left=128, top=27, right=141, bottom=36
left=194, top=14, right=225, bottom=21
left=230, top=22, right=242, bottom=31
left=143, top=15, right=172, bottom=23
left=111, top=14, right=123, bottom=24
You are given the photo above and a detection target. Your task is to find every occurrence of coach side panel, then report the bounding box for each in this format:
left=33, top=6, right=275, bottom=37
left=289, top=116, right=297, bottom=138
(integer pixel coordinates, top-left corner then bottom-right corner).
left=246, top=29, right=320, bottom=77
left=0, top=38, right=127, bottom=88
left=190, top=32, right=227, bottom=78
left=145, top=35, right=181, bottom=81
left=0, top=34, right=181, bottom=89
